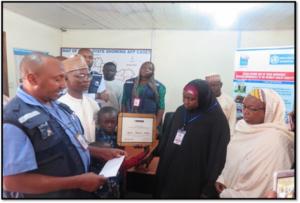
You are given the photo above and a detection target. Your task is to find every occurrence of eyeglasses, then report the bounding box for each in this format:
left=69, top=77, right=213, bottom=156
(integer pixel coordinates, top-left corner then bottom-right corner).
left=243, top=105, right=265, bottom=112
left=73, top=73, right=92, bottom=80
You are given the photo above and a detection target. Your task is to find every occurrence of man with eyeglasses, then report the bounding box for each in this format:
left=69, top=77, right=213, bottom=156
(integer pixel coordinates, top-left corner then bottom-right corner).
left=59, top=55, right=100, bottom=144
left=78, top=48, right=109, bottom=105
left=206, top=74, right=236, bottom=136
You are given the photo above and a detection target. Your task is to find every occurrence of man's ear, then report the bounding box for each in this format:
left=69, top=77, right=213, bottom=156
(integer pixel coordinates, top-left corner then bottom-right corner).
left=27, top=73, right=38, bottom=85
left=220, top=82, right=223, bottom=88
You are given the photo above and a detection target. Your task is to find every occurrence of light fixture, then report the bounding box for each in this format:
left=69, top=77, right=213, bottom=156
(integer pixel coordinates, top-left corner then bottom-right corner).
left=188, top=3, right=260, bottom=29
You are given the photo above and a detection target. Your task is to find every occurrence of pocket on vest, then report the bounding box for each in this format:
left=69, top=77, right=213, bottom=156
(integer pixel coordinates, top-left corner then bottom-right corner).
left=38, top=152, right=63, bottom=166
left=37, top=151, right=70, bottom=176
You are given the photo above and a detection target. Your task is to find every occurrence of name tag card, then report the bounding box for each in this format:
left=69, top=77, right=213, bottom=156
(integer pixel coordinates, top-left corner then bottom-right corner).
left=133, top=98, right=141, bottom=107
left=173, top=129, right=186, bottom=145
left=76, top=134, right=89, bottom=150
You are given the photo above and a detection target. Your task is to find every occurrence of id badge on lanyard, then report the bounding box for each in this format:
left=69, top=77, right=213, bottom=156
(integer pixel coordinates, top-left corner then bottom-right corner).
left=133, top=97, right=141, bottom=107
left=76, top=133, right=89, bottom=150
left=173, top=128, right=186, bottom=145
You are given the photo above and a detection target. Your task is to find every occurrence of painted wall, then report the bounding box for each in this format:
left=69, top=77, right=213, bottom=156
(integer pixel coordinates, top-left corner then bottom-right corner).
left=62, top=29, right=293, bottom=112
left=3, top=9, right=62, bottom=96
left=3, top=9, right=293, bottom=112
left=239, top=30, right=294, bottom=48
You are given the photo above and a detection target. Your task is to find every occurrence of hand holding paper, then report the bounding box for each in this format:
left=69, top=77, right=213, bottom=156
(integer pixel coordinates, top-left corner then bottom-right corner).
left=99, top=156, right=125, bottom=178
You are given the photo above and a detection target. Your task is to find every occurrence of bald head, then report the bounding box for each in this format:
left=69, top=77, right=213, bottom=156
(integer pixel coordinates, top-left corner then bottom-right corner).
left=20, top=54, right=66, bottom=103
left=78, top=48, right=92, bottom=55
left=20, top=54, right=57, bottom=79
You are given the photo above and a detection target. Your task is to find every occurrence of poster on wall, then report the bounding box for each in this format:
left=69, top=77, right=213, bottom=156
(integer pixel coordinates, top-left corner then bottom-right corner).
left=13, top=48, right=48, bottom=86
left=61, top=48, right=152, bottom=82
left=233, top=47, right=294, bottom=122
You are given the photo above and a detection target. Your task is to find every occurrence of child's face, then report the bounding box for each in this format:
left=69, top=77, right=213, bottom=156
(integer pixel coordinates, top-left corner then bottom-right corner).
left=99, top=112, right=117, bottom=134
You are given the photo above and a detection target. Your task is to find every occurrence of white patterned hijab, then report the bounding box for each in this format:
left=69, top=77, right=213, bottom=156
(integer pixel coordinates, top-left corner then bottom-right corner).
left=248, top=88, right=285, bottom=124
left=262, top=88, right=286, bottom=124
left=236, top=88, right=292, bottom=141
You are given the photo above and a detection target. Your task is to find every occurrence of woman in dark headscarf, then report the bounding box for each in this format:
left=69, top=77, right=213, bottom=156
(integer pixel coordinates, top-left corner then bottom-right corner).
left=154, top=79, right=230, bottom=198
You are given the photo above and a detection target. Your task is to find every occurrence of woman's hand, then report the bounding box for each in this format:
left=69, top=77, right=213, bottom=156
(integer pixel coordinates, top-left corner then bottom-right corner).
left=215, top=182, right=226, bottom=194
left=264, top=191, right=277, bottom=198
left=138, top=153, right=154, bottom=168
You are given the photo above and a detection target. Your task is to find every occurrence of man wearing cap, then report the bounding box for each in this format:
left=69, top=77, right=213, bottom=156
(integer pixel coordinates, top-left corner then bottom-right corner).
left=78, top=48, right=109, bottom=104
left=205, top=74, right=236, bottom=136
left=59, top=55, right=99, bottom=144
left=3, top=54, right=125, bottom=198
left=55, top=55, right=67, bottom=61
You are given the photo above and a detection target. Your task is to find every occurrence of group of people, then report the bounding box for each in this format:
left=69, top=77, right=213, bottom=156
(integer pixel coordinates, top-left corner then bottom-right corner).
left=3, top=48, right=294, bottom=199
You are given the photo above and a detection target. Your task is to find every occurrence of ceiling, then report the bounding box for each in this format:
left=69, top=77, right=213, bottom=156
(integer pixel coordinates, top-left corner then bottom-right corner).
left=3, top=2, right=295, bottom=31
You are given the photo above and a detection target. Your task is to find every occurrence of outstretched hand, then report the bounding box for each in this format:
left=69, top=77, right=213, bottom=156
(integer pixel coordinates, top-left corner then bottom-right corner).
left=137, top=153, right=154, bottom=168
left=264, top=191, right=277, bottom=198
left=89, top=146, right=127, bottom=161
left=102, top=148, right=127, bottom=160
left=215, top=182, right=226, bottom=194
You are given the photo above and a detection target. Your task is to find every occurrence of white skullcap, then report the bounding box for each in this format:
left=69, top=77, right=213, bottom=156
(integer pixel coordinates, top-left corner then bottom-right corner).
left=62, top=55, right=88, bottom=73
left=205, top=74, right=221, bottom=82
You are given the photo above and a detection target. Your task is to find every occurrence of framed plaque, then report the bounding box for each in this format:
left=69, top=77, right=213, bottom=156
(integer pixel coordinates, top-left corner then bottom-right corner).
left=117, top=113, right=156, bottom=146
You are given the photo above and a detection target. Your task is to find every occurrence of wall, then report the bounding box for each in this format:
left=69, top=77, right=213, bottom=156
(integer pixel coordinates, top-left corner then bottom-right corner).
left=3, top=9, right=62, bottom=96
left=62, top=30, right=152, bottom=49
left=62, top=29, right=293, bottom=113
left=3, top=9, right=293, bottom=111
left=239, top=30, right=294, bottom=48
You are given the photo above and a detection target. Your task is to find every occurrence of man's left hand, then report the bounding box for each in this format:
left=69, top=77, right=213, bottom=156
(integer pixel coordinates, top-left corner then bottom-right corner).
left=89, top=146, right=127, bottom=161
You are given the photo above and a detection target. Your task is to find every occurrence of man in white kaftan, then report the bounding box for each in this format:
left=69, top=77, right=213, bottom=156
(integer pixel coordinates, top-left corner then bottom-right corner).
left=58, top=55, right=100, bottom=143
left=206, top=74, right=236, bottom=136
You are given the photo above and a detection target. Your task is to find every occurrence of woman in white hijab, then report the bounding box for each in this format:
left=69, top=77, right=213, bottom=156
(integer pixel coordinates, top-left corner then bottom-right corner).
left=215, top=88, right=294, bottom=198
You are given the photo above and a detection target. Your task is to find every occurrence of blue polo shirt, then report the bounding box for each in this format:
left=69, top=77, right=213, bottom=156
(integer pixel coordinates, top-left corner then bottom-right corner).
left=3, top=87, right=91, bottom=176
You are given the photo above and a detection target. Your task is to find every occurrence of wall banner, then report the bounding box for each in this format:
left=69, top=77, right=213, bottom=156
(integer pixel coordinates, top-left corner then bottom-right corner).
left=233, top=47, right=294, bottom=122
left=61, top=48, right=152, bottom=83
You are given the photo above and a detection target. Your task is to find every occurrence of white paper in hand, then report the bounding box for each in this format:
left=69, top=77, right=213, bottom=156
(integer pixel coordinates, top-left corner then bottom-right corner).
left=99, top=156, right=125, bottom=178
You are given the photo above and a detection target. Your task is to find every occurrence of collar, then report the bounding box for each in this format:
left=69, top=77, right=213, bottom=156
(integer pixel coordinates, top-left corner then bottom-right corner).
left=16, top=86, right=59, bottom=108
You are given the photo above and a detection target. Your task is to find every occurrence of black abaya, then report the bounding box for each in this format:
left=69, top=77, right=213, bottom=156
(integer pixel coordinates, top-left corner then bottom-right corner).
left=154, top=79, right=230, bottom=198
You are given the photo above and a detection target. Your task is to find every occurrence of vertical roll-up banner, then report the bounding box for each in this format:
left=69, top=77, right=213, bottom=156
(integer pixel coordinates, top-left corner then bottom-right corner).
left=233, top=47, right=294, bottom=122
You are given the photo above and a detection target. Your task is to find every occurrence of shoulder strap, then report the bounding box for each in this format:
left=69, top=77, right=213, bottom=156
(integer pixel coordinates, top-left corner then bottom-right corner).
left=3, top=119, right=28, bottom=135
left=57, top=102, right=74, bottom=114
left=57, top=102, right=84, bottom=133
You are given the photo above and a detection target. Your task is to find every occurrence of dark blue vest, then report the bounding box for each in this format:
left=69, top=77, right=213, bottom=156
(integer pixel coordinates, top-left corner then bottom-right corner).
left=3, top=97, right=94, bottom=198
left=124, top=78, right=162, bottom=114
left=88, top=71, right=103, bottom=94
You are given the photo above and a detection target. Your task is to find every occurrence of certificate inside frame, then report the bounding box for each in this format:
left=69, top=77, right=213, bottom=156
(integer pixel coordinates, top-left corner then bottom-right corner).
left=117, top=113, right=156, bottom=146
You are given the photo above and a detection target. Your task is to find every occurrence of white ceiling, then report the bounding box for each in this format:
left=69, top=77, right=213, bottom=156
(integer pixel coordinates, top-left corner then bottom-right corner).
left=3, top=2, right=295, bottom=31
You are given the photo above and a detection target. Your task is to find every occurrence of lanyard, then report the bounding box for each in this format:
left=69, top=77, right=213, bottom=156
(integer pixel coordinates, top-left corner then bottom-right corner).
left=131, top=85, right=145, bottom=113
left=38, top=101, right=82, bottom=136
left=183, top=102, right=218, bottom=129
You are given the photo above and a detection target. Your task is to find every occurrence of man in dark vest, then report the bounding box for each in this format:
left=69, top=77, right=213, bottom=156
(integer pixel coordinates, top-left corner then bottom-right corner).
left=3, top=54, right=126, bottom=198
